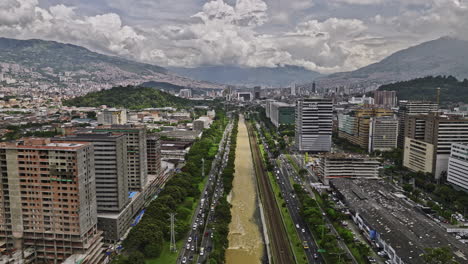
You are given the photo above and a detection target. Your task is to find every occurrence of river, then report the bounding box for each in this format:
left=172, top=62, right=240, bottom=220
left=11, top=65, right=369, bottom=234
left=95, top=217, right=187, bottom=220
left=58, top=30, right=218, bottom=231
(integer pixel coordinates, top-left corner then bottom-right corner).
left=226, top=115, right=264, bottom=264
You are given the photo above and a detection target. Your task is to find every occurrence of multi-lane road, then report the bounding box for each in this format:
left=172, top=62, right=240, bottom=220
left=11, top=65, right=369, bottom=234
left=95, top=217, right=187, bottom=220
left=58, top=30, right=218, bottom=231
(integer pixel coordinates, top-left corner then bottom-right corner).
left=178, top=120, right=234, bottom=264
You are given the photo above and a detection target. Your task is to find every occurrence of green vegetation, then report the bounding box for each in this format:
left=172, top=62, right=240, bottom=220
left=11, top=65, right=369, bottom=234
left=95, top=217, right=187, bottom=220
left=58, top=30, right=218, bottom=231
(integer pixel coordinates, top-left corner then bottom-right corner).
left=112, top=110, right=228, bottom=264
left=378, top=75, right=468, bottom=105
left=422, top=247, right=459, bottom=264
left=63, top=86, right=203, bottom=109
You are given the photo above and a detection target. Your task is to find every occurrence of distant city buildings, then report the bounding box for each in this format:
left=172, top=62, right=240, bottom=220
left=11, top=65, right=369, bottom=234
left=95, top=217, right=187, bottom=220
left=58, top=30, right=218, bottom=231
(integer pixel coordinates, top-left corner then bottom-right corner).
left=179, top=88, right=192, bottom=98
left=373, top=90, right=397, bottom=107
left=295, top=97, right=333, bottom=152
left=97, top=109, right=127, bottom=125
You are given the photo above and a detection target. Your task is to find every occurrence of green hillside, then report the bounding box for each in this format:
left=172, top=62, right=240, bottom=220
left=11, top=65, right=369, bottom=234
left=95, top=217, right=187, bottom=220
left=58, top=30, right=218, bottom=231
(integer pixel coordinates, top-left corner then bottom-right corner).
left=378, top=76, right=468, bottom=104
left=63, top=86, right=199, bottom=109
left=0, top=38, right=167, bottom=74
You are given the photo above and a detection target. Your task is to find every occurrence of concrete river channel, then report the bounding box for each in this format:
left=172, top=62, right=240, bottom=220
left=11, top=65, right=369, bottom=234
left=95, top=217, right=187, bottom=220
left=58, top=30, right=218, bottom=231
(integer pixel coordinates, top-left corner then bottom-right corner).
left=226, top=115, right=265, bottom=264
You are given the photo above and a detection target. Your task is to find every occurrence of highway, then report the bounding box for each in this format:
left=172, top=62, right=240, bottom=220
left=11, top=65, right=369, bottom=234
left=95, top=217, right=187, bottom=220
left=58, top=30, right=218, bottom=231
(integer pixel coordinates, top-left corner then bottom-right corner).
left=247, top=122, right=295, bottom=264
left=286, top=155, right=359, bottom=264
left=177, top=120, right=234, bottom=264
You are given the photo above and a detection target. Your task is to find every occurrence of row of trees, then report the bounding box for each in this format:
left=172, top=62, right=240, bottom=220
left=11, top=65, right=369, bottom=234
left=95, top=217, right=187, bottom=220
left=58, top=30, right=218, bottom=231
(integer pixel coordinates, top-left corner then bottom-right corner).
left=112, top=110, right=229, bottom=264
left=208, top=114, right=239, bottom=264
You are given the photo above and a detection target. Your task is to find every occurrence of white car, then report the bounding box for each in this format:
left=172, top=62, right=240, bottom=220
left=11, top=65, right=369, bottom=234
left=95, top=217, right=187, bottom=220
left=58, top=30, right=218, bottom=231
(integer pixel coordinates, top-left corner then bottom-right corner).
left=188, top=236, right=192, bottom=243
left=186, top=243, right=190, bottom=250
left=182, top=257, right=187, bottom=263
left=301, top=228, right=305, bottom=233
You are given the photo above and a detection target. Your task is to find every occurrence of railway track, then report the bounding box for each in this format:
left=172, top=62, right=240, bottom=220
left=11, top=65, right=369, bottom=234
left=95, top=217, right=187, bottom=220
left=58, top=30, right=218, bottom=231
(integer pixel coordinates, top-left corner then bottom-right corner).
left=247, top=122, right=295, bottom=264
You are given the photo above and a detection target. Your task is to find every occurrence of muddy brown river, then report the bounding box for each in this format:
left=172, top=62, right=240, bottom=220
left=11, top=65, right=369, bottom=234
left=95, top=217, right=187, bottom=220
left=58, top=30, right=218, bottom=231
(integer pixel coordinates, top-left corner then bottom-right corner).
left=226, top=115, right=264, bottom=264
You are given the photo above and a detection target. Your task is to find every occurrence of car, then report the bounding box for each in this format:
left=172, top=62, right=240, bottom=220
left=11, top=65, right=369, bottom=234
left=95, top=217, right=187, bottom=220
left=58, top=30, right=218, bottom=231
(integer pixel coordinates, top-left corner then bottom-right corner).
left=302, top=241, right=309, bottom=249
left=182, top=257, right=187, bottom=263
left=200, top=247, right=205, bottom=256
left=188, top=236, right=192, bottom=242
left=186, top=243, right=190, bottom=250
left=210, top=232, right=213, bottom=238
left=189, top=255, right=193, bottom=261
left=314, top=253, right=318, bottom=259
left=193, top=223, right=197, bottom=230
left=296, top=224, right=300, bottom=229
left=301, top=228, right=305, bottom=233
left=191, top=245, right=195, bottom=251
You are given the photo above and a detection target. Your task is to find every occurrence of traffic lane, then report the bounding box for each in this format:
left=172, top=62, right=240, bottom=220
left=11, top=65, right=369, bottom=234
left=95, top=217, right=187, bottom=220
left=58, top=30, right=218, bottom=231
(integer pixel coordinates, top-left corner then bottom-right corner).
left=276, top=164, right=320, bottom=263
left=277, top=162, right=324, bottom=264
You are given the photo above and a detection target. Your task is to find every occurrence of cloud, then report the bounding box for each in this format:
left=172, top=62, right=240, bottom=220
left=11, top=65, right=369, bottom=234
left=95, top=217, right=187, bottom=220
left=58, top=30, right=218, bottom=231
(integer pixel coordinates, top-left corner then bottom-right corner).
left=0, top=0, right=466, bottom=74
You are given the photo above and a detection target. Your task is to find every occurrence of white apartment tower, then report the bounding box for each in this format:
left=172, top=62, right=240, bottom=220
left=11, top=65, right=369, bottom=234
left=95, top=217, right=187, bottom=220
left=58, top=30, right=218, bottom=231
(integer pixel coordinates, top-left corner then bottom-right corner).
left=295, top=97, right=333, bottom=152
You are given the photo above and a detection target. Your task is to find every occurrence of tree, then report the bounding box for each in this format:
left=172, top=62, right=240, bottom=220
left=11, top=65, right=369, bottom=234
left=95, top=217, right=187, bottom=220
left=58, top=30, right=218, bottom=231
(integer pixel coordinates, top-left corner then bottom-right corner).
left=422, top=247, right=459, bottom=264
left=128, top=251, right=145, bottom=264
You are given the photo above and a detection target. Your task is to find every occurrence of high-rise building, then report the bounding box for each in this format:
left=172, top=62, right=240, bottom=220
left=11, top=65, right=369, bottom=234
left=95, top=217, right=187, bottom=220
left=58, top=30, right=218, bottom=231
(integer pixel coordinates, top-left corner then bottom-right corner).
left=338, top=107, right=394, bottom=150
left=94, top=125, right=147, bottom=191
left=0, top=138, right=104, bottom=264
left=269, top=102, right=295, bottom=128
left=147, top=134, right=162, bottom=177
left=52, top=133, right=129, bottom=213
left=373, top=90, right=397, bottom=107
left=368, top=116, right=399, bottom=152
left=264, top=99, right=276, bottom=118
left=397, top=101, right=438, bottom=148
left=295, top=97, right=333, bottom=152
left=97, top=109, right=127, bottom=125
left=447, top=143, right=468, bottom=191
left=403, top=114, right=468, bottom=178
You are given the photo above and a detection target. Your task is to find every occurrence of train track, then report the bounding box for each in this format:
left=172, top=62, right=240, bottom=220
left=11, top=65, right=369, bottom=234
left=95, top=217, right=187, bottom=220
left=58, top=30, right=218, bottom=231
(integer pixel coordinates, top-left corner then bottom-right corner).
left=247, top=122, right=295, bottom=264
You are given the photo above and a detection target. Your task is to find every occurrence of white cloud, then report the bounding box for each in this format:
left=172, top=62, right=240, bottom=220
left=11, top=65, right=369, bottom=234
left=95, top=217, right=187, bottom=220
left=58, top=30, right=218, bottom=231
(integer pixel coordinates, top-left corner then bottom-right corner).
left=0, top=0, right=465, bottom=73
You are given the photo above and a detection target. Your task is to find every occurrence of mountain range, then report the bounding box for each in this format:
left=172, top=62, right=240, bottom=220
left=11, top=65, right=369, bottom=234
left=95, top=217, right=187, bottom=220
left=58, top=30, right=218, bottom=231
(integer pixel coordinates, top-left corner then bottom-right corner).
left=0, top=37, right=222, bottom=93
left=169, top=65, right=321, bottom=87
left=315, top=37, right=468, bottom=90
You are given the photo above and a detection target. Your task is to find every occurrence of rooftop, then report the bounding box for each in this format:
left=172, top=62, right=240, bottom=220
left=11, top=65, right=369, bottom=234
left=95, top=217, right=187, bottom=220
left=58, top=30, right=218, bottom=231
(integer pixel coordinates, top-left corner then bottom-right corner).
left=331, top=178, right=468, bottom=264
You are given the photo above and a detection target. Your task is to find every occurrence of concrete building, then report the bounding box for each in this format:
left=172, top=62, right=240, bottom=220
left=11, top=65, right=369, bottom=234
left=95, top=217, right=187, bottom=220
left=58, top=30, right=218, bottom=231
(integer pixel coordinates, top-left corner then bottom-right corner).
left=397, top=101, right=438, bottom=148
left=0, top=138, right=104, bottom=264
left=147, top=134, right=162, bottom=177
left=179, top=89, right=192, bottom=98
left=295, top=97, right=333, bottom=152
left=368, top=116, right=399, bottom=152
left=338, top=108, right=394, bottom=151
left=94, top=125, right=147, bottom=191
left=403, top=114, right=468, bottom=178
left=52, top=133, right=129, bottom=213
left=264, top=99, right=276, bottom=118
left=373, top=90, right=397, bottom=107
left=403, top=137, right=435, bottom=174
left=193, top=119, right=205, bottom=131
left=318, top=153, right=380, bottom=184
left=270, top=102, right=295, bottom=127
left=447, top=143, right=468, bottom=191
left=348, top=95, right=374, bottom=105
left=97, top=109, right=127, bottom=125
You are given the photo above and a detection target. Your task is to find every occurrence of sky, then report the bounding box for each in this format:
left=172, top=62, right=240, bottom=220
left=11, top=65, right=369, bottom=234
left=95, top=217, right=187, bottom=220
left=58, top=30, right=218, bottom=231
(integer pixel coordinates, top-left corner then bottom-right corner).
left=0, top=0, right=467, bottom=73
